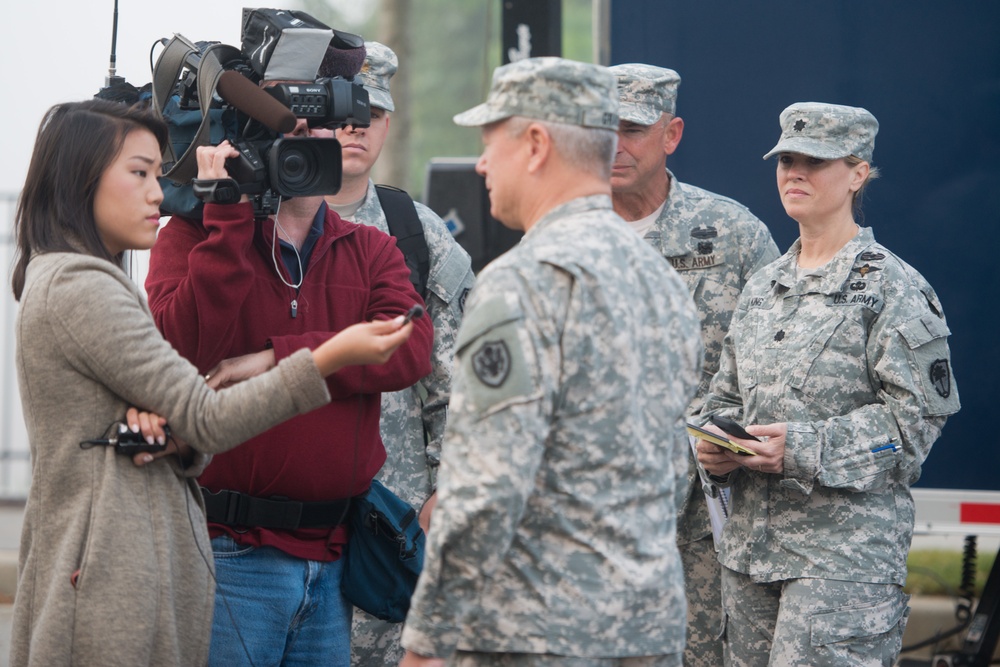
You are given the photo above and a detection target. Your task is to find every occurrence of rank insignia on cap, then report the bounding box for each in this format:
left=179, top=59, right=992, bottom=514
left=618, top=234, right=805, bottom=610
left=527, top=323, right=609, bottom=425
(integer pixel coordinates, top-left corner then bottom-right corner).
left=472, top=340, right=511, bottom=388
left=929, top=359, right=951, bottom=398
left=794, top=119, right=807, bottom=132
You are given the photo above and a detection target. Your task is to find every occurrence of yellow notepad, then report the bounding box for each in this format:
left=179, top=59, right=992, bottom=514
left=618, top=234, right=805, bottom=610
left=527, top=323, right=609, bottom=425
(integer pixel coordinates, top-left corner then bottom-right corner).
left=686, top=422, right=758, bottom=456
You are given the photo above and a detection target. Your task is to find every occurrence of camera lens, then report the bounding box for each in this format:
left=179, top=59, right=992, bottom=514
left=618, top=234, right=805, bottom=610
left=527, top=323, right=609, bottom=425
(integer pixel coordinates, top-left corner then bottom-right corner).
left=280, top=152, right=307, bottom=182
left=268, top=138, right=343, bottom=197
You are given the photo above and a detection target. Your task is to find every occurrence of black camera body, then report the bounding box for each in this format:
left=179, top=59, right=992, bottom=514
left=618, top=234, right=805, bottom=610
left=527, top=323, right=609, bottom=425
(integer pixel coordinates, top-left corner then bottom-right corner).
left=227, top=136, right=344, bottom=199
left=263, top=78, right=370, bottom=129
left=154, top=10, right=370, bottom=219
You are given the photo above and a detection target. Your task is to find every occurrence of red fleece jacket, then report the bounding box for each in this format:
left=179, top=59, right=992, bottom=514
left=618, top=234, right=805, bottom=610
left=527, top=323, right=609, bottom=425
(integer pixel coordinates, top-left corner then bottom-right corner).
left=146, top=202, right=433, bottom=560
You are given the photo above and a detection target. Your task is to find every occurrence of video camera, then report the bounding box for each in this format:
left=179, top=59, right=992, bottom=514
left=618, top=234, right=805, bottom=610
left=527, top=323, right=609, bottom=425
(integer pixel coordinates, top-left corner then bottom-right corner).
left=150, top=8, right=371, bottom=218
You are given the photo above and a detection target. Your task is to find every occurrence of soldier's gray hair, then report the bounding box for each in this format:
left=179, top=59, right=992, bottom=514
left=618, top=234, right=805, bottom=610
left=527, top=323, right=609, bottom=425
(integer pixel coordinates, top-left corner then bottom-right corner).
left=505, top=116, right=617, bottom=180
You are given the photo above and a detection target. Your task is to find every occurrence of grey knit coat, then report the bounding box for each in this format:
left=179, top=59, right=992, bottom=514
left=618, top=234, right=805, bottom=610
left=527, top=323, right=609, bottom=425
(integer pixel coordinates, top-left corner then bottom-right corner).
left=12, top=252, right=330, bottom=666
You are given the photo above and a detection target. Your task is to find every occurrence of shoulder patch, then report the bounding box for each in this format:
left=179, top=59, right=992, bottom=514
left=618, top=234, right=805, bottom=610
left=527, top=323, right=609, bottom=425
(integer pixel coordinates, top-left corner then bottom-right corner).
left=929, top=359, right=951, bottom=398
left=472, top=340, right=511, bottom=388
left=455, top=292, right=537, bottom=415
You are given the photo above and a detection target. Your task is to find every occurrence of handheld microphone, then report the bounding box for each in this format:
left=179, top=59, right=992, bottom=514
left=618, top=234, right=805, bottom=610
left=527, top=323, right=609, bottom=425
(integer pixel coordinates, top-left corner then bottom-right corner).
left=216, top=70, right=298, bottom=134
left=402, top=304, right=425, bottom=325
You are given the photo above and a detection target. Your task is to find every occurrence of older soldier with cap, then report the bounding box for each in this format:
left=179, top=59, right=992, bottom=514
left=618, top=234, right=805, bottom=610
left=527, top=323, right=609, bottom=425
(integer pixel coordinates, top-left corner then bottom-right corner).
left=325, top=42, right=475, bottom=667
left=696, top=102, right=961, bottom=666
left=609, top=64, right=779, bottom=667
left=399, top=57, right=703, bottom=667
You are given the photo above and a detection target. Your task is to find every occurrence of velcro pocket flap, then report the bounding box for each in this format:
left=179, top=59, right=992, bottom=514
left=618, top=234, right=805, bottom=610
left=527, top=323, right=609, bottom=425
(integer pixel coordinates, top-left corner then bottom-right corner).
left=810, top=594, right=907, bottom=646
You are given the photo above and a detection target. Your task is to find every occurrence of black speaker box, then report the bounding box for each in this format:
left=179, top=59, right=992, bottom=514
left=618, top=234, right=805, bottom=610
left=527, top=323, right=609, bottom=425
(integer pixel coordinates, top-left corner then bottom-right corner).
left=423, top=158, right=522, bottom=274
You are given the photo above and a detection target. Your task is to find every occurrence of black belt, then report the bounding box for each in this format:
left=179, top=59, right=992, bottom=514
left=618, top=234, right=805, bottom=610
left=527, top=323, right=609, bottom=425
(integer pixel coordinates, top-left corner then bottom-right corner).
left=200, top=488, right=352, bottom=530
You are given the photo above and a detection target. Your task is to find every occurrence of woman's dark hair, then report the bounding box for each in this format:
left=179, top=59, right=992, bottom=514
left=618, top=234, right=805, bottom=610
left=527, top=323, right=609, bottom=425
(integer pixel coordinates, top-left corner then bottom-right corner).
left=11, top=99, right=168, bottom=300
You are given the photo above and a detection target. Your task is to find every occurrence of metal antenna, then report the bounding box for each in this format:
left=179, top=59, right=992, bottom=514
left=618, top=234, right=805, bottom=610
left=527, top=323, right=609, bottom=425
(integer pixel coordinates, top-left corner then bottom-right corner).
left=105, top=0, right=125, bottom=88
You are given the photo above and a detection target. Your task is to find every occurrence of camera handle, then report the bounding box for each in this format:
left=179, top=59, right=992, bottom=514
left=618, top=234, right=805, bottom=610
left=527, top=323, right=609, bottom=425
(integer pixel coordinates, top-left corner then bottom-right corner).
left=192, top=178, right=243, bottom=205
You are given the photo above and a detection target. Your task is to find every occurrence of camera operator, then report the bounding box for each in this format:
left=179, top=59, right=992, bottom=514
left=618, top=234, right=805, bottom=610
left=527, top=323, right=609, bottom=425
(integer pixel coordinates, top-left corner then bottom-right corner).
left=323, top=41, right=475, bottom=667
left=145, top=40, right=434, bottom=666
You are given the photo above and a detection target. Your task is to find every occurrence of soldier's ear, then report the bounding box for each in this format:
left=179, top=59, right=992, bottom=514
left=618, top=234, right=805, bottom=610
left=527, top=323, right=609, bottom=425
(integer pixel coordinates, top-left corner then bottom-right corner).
left=847, top=160, right=870, bottom=193
left=663, top=116, right=684, bottom=156
left=525, top=123, right=552, bottom=174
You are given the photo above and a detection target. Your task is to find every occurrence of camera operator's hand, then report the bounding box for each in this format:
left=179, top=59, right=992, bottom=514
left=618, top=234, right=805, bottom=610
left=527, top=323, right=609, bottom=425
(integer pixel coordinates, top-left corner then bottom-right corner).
left=125, top=407, right=195, bottom=467
left=195, top=140, right=240, bottom=180
left=204, top=349, right=277, bottom=389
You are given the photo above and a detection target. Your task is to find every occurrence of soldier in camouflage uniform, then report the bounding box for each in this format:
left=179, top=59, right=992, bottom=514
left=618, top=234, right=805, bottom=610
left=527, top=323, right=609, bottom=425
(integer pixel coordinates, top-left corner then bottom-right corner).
left=696, top=103, right=961, bottom=666
left=324, top=42, right=476, bottom=667
left=609, top=64, right=779, bottom=667
left=399, top=57, right=703, bottom=667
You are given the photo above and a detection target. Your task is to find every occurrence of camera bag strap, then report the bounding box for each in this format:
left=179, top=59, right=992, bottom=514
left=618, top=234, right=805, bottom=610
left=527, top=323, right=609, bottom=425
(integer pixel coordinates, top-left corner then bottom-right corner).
left=376, top=185, right=430, bottom=300
left=151, top=35, right=242, bottom=184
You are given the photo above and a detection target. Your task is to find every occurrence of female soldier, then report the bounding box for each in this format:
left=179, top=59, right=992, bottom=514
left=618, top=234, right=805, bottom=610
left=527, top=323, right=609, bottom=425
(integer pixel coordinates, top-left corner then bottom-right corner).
left=697, top=102, right=960, bottom=666
left=10, top=98, right=413, bottom=667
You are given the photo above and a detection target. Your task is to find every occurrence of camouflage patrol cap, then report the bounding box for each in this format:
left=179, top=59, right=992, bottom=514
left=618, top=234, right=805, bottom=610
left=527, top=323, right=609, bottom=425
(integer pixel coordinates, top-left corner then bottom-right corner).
left=763, top=102, right=879, bottom=162
left=609, top=63, right=681, bottom=124
left=356, top=41, right=397, bottom=112
left=453, top=57, right=619, bottom=130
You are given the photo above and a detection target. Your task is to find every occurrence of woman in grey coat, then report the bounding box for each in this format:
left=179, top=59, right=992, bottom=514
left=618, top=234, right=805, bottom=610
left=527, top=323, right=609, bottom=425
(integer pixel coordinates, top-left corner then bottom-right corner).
left=9, top=99, right=414, bottom=667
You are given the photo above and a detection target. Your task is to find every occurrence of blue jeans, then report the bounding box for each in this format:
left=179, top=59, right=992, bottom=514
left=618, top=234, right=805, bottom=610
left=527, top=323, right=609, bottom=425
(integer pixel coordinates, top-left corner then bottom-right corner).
left=208, top=535, right=352, bottom=667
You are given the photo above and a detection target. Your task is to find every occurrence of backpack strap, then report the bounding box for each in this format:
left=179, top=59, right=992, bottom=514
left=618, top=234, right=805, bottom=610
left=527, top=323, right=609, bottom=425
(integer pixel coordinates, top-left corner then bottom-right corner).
left=375, top=185, right=430, bottom=300
left=151, top=35, right=242, bottom=184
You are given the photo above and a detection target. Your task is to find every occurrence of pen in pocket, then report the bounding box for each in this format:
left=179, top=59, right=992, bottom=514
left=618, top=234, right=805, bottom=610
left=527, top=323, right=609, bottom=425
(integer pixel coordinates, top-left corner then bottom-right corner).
left=871, top=443, right=897, bottom=454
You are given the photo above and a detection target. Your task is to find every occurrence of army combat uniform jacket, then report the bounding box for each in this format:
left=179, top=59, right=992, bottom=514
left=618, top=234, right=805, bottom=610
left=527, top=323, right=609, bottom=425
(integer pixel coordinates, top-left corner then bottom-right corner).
left=402, top=195, right=703, bottom=659
left=348, top=181, right=474, bottom=666
left=647, top=171, right=779, bottom=545
left=703, top=226, right=960, bottom=585
left=350, top=180, right=475, bottom=509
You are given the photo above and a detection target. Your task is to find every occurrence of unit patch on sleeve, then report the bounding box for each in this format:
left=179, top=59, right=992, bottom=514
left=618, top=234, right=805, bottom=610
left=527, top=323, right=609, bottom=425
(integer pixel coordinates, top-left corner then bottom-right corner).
left=929, top=358, right=951, bottom=398
left=472, top=341, right=511, bottom=388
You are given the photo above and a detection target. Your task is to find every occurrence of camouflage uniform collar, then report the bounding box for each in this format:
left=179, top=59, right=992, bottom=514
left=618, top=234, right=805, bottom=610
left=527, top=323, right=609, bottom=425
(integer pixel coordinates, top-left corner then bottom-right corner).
left=526, top=194, right=614, bottom=238
left=775, top=226, right=876, bottom=293
left=354, top=179, right=383, bottom=225
left=646, top=168, right=690, bottom=256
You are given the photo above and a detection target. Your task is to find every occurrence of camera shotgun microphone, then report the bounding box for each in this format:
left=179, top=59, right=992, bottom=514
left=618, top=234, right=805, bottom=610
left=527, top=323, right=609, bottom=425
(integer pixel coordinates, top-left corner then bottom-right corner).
left=317, top=32, right=367, bottom=79
left=216, top=70, right=298, bottom=135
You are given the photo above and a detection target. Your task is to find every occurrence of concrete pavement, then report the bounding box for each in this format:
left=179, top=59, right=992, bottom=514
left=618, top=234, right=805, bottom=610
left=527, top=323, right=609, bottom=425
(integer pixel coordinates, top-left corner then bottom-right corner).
left=0, top=502, right=995, bottom=665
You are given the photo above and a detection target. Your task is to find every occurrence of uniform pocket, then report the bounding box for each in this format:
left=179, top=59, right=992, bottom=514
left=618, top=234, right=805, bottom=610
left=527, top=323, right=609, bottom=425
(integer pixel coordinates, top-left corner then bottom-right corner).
left=810, top=590, right=910, bottom=663
left=897, top=314, right=959, bottom=416
left=426, top=237, right=473, bottom=306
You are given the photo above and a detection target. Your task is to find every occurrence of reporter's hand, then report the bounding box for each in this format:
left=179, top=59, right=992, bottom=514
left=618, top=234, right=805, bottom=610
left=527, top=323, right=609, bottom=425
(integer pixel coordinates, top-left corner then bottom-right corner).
left=125, top=408, right=194, bottom=466
left=205, top=349, right=277, bottom=389
left=314, top=316, right=414, bottom=376
left=125, top=407, right=167, bottom=447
